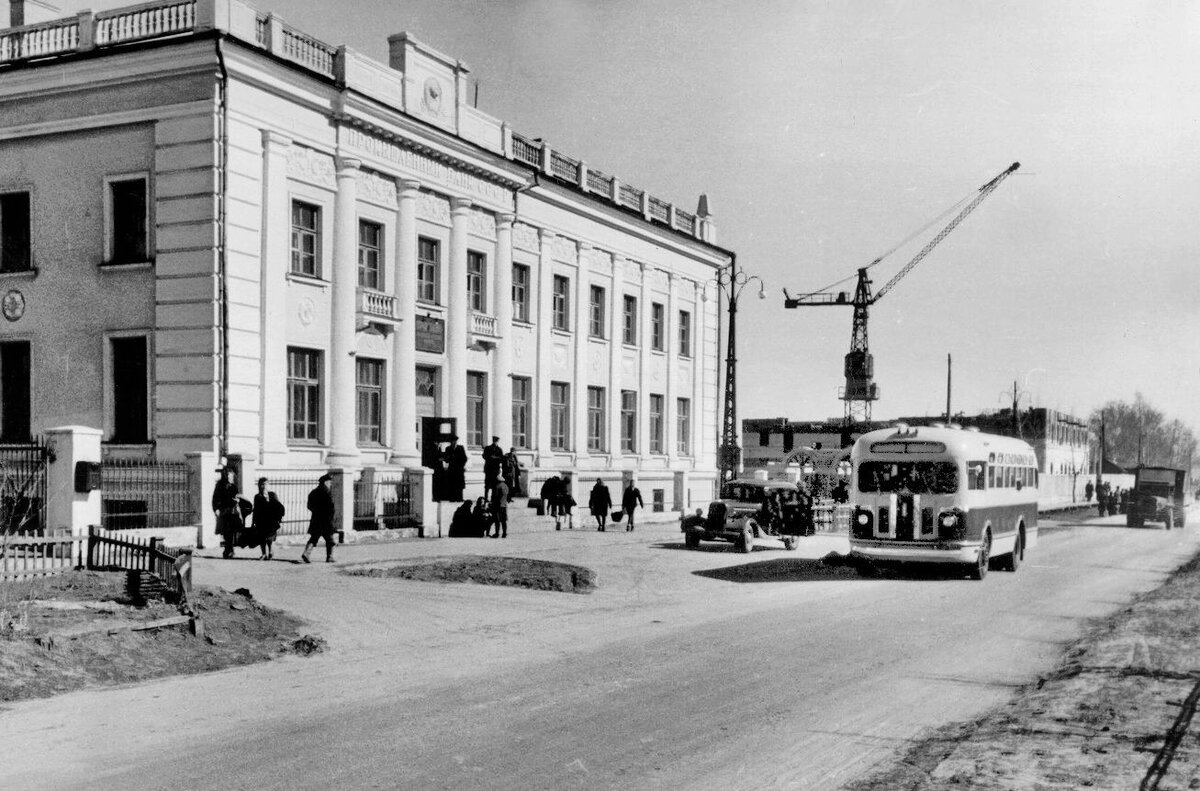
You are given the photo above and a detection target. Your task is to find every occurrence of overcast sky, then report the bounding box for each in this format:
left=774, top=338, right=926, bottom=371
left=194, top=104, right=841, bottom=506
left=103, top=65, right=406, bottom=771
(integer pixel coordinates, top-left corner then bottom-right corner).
left=60, top=0, right=1200, bottom=435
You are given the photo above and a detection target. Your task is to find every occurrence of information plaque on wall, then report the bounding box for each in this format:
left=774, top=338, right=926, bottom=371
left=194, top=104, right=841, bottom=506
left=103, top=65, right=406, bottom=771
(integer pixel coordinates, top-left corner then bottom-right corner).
left=415, top=315, right=445, bottom=353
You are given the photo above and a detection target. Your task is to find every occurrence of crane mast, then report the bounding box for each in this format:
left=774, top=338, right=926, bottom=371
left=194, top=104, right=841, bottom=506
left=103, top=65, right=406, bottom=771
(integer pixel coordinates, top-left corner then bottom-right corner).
left=784, top=162, right=1020, bottom=430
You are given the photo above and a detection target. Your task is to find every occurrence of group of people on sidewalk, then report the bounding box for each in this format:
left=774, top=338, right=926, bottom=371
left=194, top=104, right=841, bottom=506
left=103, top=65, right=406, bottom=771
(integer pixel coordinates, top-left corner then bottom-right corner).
left=1085, top=480, right=1127, bottom=517
left=212, top=467, right=339, bottom=563
left=537, top=476, right=644, bottom=532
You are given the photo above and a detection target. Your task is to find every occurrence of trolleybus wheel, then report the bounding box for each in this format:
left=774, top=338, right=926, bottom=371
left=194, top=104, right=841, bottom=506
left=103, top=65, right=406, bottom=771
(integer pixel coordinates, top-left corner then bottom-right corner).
left=970, top=531, right=991, bottom=581
left=999, top=529, right=1023, bottom=572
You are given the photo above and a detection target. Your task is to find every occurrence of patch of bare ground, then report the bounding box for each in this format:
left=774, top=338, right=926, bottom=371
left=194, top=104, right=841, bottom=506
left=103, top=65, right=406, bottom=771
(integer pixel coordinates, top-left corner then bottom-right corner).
left=0, top=571, right=316, bottom=703
left=344, top=555, right=597, bottom=594
left=845, top=549, right=1200, bottom=790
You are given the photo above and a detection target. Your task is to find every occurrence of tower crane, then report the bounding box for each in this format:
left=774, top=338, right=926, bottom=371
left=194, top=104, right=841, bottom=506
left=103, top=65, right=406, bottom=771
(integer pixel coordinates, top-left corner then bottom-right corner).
left=783, top=162, right=1020, bottom=429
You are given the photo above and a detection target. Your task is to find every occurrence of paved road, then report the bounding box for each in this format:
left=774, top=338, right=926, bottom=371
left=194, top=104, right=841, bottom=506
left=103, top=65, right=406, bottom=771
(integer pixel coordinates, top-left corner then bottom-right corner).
left=1, top=510, right=1196, bottom=790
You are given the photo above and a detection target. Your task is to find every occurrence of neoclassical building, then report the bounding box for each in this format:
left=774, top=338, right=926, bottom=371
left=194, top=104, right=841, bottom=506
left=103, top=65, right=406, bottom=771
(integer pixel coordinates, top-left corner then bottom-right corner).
left=0, top=0, right=729, bottom=508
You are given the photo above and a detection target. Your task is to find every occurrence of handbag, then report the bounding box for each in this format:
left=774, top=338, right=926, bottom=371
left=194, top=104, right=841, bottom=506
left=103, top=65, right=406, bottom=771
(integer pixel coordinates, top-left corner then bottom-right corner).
left=611, top=509, right=624, bottom=522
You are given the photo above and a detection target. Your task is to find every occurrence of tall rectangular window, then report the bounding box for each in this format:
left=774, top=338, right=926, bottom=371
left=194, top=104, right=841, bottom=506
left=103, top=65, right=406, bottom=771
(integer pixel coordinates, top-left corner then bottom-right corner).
left=466, top=371, right=487, bottom=446
left=676, top=397, right=692, bottom=455
left=417, top=237, right=440, bottom=303
left=589, top=285, right=606, bottom=338
left=620, top=390, right=637, bottom=453
left=357, top=220, right=383, bottom=290
left=587, top=386, right=606, bottom=452
left=649, top=394, right=664, bottom=454
left=356, top=358, right=385, bottom=445
left=651, top=303, right=665, bottom=351
left=109, top=177, right=148, bottom=264
left=414, top=365, right=440, bottom=454
left=512, top=263, right=530, bottom=322
left=290, top=201, right=321, bottom=277
left=622, top=295, right=638, bottom=345
left=467, top=251, right=487, bottom=311
left=0, top=341, right=31, bottom=442
left=512, top=376, right=531, bottom=449
left=678, top=310, right=692, bottom=357
left=287, top=348, right=322, bottom=442
left=552, top=275, right=570, bottom=330
left=0, top=192, right=31, bottom=273
left=110, top=336, right=148, bottom=443
left=550, top=382, right=570, bottom=450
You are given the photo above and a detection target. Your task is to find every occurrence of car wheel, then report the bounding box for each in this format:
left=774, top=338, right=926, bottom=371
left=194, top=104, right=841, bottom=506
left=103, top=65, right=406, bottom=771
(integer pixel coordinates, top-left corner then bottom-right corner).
left=737, top=524, right=754, bottom=553
left=1164, top=507, right=1174, bottom=530
left=783, top=536, right=798, bottom=551
left=685, top=530, right=700, bottom=549
left=969, top=531, right=991, bottom=581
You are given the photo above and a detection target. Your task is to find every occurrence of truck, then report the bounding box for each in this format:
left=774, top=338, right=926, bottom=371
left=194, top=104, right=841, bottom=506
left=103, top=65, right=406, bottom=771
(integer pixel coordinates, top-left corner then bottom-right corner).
left=1125, top=466, right=1188, bottom=529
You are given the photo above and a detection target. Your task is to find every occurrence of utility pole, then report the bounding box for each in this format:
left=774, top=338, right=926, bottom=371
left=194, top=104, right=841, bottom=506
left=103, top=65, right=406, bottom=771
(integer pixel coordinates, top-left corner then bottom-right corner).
left=713, top=264, right=765, bottom=483
left=1096, top=410, right=1105, bottom=495
left=944, top=354, right=952, bottom=423
left=1011, top=380, right=1020, bottom=438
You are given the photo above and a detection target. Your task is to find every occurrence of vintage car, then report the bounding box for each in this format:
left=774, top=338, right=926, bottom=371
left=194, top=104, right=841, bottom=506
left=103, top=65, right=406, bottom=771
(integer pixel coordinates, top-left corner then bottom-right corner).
left=681, top=479, right=808, bottom=552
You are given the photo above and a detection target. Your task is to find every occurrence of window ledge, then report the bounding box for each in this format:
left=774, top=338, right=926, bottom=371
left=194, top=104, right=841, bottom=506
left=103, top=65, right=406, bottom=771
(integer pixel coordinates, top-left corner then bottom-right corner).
left=99, top=261, right=153, bottom=271
left=550, top=328, right=573, bottom=338
left=287, top=272, right=330, bottom=288
left=623, top=343, right=640, bottom=351
left=0, top=267, right=38, bottom=280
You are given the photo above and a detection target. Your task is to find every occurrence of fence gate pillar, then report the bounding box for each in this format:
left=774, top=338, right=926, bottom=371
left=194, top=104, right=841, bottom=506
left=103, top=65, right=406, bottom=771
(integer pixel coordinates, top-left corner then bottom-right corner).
left=186, top=452, right=219, bottom=549
left=44, top=426, right=102, bottom=566
left=673, top=470, right=689, bottom=512
left=407, top=466, right=434, bottom=537
left=330, top=469, right=354, bottom=540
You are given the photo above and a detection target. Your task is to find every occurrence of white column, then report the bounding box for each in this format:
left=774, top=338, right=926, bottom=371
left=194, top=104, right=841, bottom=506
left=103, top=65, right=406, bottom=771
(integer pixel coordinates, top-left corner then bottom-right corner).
left=665, top=271, right=678, bottom=464
left=535, top=229, right=555, bottom=461
left=638, top=262, right=651, bottom=458
left=608, top=255, right=623, bottom=460
left=259, top=130, right=291, bottom=465
left=391, top=178, right=421, bottom=465
left=492, top=212, right=515, bottom=449
left=446, top=198, right=472, bottom=432
left=327, top=156, right=361, bottom=465
left=573, top=241, right=591, bottom=458
left=691, top=279, right=704, bottom=462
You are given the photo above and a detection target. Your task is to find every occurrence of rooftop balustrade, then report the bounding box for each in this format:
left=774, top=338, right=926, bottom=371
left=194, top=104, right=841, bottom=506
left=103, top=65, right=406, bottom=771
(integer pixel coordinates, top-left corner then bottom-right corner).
left=0, top=0, right=712, bottom=243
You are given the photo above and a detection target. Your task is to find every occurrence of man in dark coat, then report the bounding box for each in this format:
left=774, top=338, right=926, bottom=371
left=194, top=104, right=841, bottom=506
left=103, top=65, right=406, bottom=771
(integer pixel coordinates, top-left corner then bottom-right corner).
left=490, top=479, right=509, bottom=538
left=503, top=448, right=523, bottom=500
left=211, top=466, right=241, bottom=559
left=441, top=435, right=468, bottom=502
left=589, top=478, right=613, bottom=532
left=621, top=480, right=644, bottom=532
left=541, top=475, right=562, bottom=518
left=302, top=472, right=336, bottom=563
left=482, top=436, right=504, bottom=499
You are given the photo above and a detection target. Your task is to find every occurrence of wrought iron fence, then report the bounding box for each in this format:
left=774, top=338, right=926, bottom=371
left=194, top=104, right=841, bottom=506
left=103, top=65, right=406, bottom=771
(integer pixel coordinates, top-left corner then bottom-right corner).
left=0, top=437, right=50, bottom=535
left=354, top=471, right=416, bottom=530
left=259, top=473, right=321, bottom=536
left=100, top=459, right=192, bottom=531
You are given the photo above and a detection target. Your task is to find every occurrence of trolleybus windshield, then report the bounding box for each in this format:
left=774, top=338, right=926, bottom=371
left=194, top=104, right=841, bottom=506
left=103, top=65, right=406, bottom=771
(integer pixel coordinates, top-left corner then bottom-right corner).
left=858, top=461, right=959, bottom=494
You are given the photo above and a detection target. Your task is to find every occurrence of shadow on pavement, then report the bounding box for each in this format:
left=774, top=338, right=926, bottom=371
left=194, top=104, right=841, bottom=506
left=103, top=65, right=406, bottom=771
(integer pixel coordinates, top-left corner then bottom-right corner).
left=690, top=553, right=866, bottom=583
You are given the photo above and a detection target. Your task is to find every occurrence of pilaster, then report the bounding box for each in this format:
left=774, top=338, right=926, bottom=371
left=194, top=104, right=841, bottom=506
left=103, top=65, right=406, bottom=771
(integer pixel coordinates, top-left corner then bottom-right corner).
left=446, top=198, right=473, bottom=433
left=259, top=130, right=291, bottom=466
left=573, top=241, right=591, bottom=459
left=638, top=262, right=652, bottom=458
left=665, top=271, right=678, bottom=464
left=608, top=255, right=623, bottom=459
left=327, top=156, right=361, bottom=465
left=535, top=229, right=555, bottom=461
left=492, top=212, right=515, bottom=449
left=391, top=178, right=422, bottom=465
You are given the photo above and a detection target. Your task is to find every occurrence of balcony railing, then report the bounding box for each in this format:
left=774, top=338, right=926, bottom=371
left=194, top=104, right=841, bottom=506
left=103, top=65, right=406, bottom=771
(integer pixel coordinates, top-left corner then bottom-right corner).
left=358, top=289, right=398, bottom=323
left=0, top=0, right=708, bottom=242
left=470, top=311, right=498, bottom=337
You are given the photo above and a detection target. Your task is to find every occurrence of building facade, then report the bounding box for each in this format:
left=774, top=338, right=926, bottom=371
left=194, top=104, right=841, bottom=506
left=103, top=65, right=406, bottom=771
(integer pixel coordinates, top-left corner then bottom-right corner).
left=0, top=0, right=728, bottom=511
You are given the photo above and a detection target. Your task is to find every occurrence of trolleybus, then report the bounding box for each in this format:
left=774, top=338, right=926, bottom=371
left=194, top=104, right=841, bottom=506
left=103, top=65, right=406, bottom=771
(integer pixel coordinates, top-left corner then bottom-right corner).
left=849, top=424, right=1038, bottom=580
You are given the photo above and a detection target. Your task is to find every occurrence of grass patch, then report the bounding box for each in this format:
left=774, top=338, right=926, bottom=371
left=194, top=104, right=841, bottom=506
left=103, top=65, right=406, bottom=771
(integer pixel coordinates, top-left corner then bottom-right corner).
left=345, top=555, right=597, bottom=594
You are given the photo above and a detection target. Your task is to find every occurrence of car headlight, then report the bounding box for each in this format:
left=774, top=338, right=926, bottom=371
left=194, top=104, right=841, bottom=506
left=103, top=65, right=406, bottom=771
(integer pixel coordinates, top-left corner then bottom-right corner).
left=939, top=512, right=958, bottom=529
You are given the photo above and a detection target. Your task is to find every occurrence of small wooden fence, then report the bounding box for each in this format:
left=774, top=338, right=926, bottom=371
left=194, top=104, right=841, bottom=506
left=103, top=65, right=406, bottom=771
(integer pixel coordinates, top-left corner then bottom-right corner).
left=0, top=531, right=76, bottom=579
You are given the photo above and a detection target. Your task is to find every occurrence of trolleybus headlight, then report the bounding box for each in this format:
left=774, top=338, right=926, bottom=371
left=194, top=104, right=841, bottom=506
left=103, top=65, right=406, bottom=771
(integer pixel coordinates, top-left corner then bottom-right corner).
left=856, top=513, right=870, bottom=526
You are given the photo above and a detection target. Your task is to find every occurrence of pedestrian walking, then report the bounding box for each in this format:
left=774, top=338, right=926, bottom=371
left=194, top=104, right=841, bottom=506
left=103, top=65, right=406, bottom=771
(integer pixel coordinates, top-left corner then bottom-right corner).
left=490, top=479, right=509, bottom=538
left=211, top=465, right=241, bottom=559
left=555, top=483, right=576, bottom=531
left=589, top=478, right=612, bottom=532
left=1085, top=480, right=1094, bottom=502
left=621, top=480, right=644, bottom=532
left=441, top=434, right=468, bottom=502
left=251, top=477, right=284, bottom=560
left=541, top=475, right=562, bottom=519
left=482, top=436, right=504, bottom=499
left=301, top=472, right=336, bottom=563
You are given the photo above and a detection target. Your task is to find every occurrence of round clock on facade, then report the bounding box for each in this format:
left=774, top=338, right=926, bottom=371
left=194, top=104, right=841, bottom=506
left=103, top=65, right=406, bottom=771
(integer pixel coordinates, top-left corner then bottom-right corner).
left=422, top=77, right=443, bottom=113
left=2, top=289, right=25, bottom=322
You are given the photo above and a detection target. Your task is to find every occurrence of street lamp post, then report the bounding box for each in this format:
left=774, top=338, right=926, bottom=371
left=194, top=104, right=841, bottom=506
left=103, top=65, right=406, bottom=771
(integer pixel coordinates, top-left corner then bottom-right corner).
left=705, top=264, right=764, bottom=483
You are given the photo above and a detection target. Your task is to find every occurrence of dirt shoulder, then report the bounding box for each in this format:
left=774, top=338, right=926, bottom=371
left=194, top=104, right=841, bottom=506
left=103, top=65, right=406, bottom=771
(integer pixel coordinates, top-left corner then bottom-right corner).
left=0, top=571, right=317, bottom=703
left=846, top=532, right=1200, bottom=790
